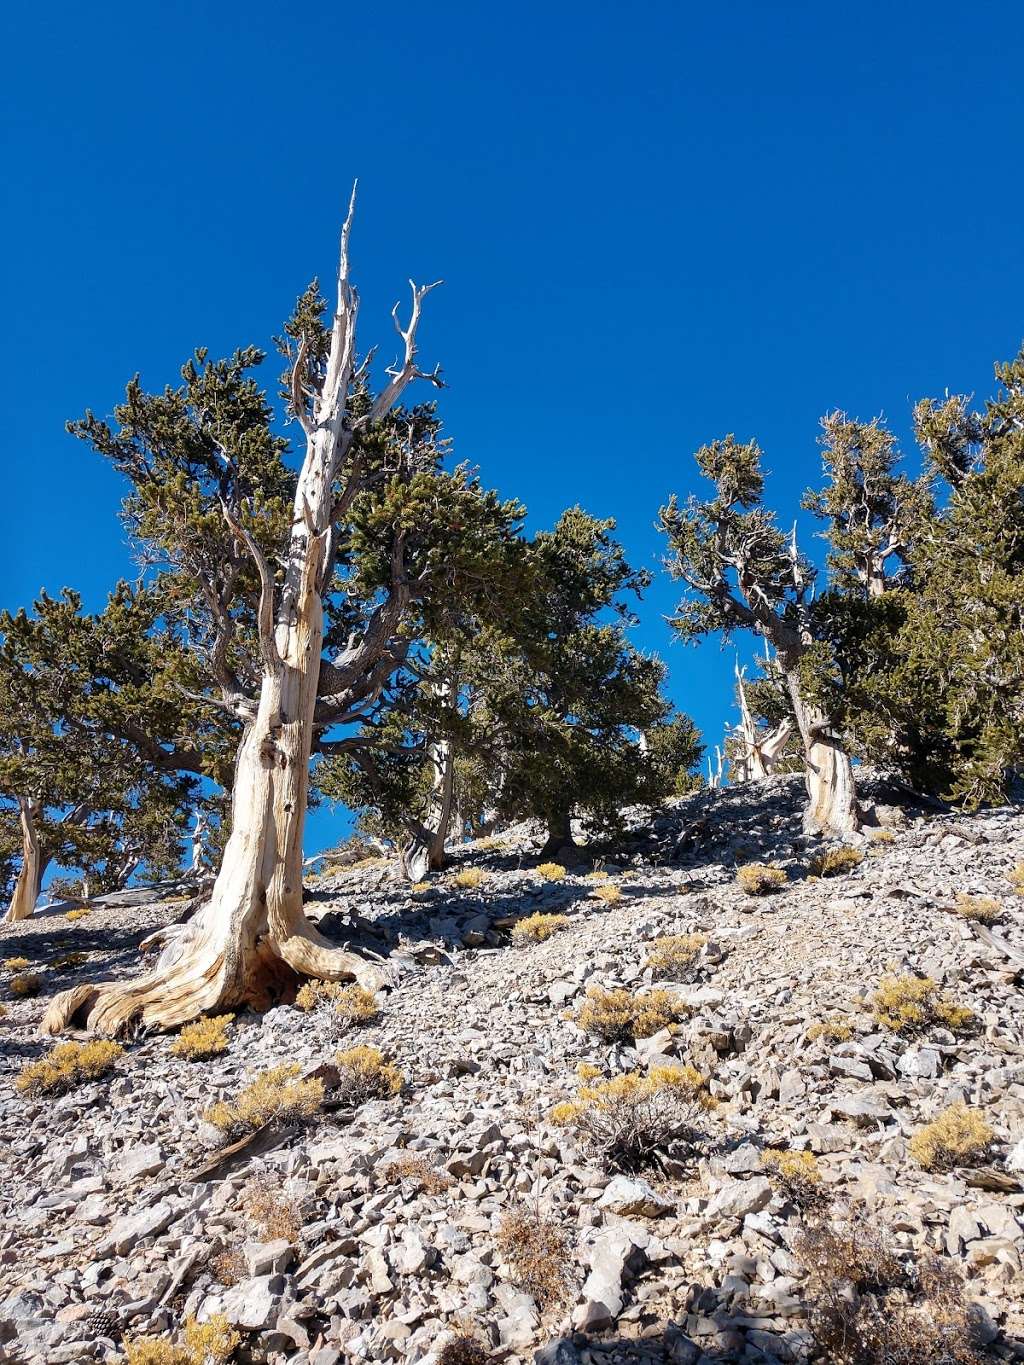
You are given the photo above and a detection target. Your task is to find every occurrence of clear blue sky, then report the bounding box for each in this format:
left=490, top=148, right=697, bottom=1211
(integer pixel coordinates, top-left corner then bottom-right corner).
left=3, top=1, right=1023, bottom=852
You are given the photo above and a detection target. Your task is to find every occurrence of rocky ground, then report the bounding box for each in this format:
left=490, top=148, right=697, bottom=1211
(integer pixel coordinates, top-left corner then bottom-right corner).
left=1, top=774, right=1024, bottom=1365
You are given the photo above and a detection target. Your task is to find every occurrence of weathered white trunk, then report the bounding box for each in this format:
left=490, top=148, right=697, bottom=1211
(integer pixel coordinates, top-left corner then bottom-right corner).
left=4, top=799, right=43, bottom=923
left=399, top=731, right=456, bottom=882
left=44, top=195, right=435, bottom=1036
left=782, top=670, right=859, bottom=837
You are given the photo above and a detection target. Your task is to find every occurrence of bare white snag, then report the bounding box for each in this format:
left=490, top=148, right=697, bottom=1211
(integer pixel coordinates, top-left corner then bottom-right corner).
left=45, top=192, right=442, bottom=1035
left=4, top=797, right=42, bottom=923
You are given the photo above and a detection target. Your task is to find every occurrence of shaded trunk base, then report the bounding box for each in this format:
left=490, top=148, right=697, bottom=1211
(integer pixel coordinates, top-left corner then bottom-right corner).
left=539, top=812, right=577, bottom=859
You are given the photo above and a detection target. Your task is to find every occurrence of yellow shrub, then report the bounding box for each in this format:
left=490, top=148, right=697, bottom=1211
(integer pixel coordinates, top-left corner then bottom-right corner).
left=736, top=863, right=787, bottom=895
left=869, top=829, right=896, bottom=847
left=576, top=1062, right=601, bottom=1081
left=123, top=1314, right=239, bottom=1365
left=383, top=1152, right=452, bottom=1194
left=16, top=1040, right=123, bottom=1096
left=511, top=912, right=569, bottom=944
left=1008, top=864, right=1024, bottom=896
left=872, top=974, right=973, bottom=1035
left=204, top=1064, right=324, bottom=1138
left=952, top=894, right=1002, bottom=924
left=575, top=986, right=679, bottom=1042
left=646, top=933, right=706, bottom=980
left=551, top=1064, right=713, bottom=1171
left=295, top=979, right=346, bottom=1011
left=0, top=1003, right=7, bottom=1020
left=762, top=1149, right=825, bottom=1207
left=170, top=1014, right=234, bottom=1060
left=592, top=883, right=622, bottom=906
left=3, top=956, right=30, bottom=970
left=809, top=847, right=864, bottom=878
left=909, top=1102, right=994, bottom=1172
left=65, top=908, right=90, bottom=921
left=410, top=880, right=431, bottom=893
left=807, top=1014, right=854, bottom=1043
left=52, top=951, right=89, bottom=969
left=335, top=1045, right=403, bottom=1104
left=9, top=971, right=43, bottom=996
left=587, top=869, right=610, bottom=881
left=333, top=984, right=380, bottom=1027
left=453, top=867, right=486, bottom=889
left=240, top=1171, right=303, bottom=1241
left=536, top=862, right=566, bottom=881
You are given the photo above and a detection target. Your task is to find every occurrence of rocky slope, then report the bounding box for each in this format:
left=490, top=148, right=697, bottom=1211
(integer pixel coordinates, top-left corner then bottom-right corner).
left=1, top=775, right=1023, bottom=1365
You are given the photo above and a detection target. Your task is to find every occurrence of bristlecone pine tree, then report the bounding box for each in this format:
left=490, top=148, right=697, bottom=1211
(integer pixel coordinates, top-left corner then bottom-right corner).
left=43, top=191, right=474, bottom=1035
left=660, top=436, right=860, bottom=835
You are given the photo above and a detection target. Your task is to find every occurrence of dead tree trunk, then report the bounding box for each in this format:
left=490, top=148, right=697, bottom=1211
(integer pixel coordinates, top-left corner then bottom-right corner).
left=45, top=192, right=441, bottom=1036
left=780, top=665, right=859, bottom=837
left=4, top=798, right=44, bottom=923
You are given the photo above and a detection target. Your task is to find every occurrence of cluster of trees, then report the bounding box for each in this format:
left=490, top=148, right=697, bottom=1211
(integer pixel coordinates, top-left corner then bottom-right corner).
left=2, top=195, right=1021, bottom=1036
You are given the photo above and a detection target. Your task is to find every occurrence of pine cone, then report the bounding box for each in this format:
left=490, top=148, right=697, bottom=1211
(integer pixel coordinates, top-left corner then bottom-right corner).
left=84, top=1308, right=119, bottom=1339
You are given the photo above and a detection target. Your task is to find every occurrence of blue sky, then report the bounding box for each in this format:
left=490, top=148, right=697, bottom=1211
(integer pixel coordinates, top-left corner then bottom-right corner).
left=3, top=1, right=1023, bottom=853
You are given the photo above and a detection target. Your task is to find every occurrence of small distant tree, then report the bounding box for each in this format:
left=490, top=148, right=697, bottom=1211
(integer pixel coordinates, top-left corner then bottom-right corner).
left=660, top=435, right=859, bottom=835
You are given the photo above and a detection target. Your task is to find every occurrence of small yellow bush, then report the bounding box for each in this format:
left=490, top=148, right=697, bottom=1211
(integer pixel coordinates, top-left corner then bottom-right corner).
left=762, top=1149, right=825, bottom=1207
left=869, top=829, right=896, bottom=847
left=511, top=912, right=569, bottom=944
left=3, top=956, right=30, bottom=970
left=807, top=1014, right=854, bottom=1043
left=0, top=1003, right=7, bottom=1020
left=536, top=862, right=566, bottom=881
left=410, top=880, right=431, bottom=893
left=1008, top=864, right=1024, bottom=896
left=122, top=1314, right=239, bottom=1365
left=65, top=907, right=91, bottom=921
left=575, top=986, right=679, bottom=1042
left=16, top=1040, right=123, bottom=1096
left=872, top=974, right=973, bottom=1035
left=576, top=1062, right=602, bottom=1081
left=952, top=894, right=1002, bottom=924
left=736, top=863, right=786, bottom=895
left=52, top=951, right=89, bottom=969
left=204, top=1064, right=324, bottom=1138
left=9, top=971, right=43, bottom=997
left=384, top=1152, right=452, bottom=1194
left=335, top=1045, right=403, bottom=1104
left=295, top=979, right=346, bottom=1011
left=587, top=869, right=610, bottom=881
left=592, top=883, right=622, bottom=905
left=170, top=1014, right=234, bottom=1061
left=909, top=1102, right=994, bottom=1172
left=333, top=984, right=380, bottom=1028
left=552, top=1064, right=714, bottom=1171
left=454, top=867, right=486, bottom=889
left=496, top=1206, right=574, bottom=1309
left=809, top=846, right=864, bottom=878
left=646, top=933, right=706, bottom=980
left=240, top=1171, right=303, bottom=1241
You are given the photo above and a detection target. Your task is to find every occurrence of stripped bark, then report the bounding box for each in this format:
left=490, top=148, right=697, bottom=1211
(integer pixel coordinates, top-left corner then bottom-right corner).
left=4, top=798, right=44, bottom=923
left=44, top=191, right=441, bottom=1036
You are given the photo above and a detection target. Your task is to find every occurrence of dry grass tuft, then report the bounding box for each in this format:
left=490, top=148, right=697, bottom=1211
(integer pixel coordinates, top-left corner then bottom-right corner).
left=3, top=956, right=31, bottom=970
left=587, top=868, right=610, bottom=881
left=122, top=1314, right=239, bottom=1364
left=951, top=893, right=1003, bottom=924
left=795, top=1203, right=984, bottom=1365
left=807, top=1014, right=854, bottom=1043
left=438, top=1337, right=493, bottom=1365
left=871, top=974, right=973, bottom=1035
left=383, top=1151, right=452, bottom=1194
left=511, top=912, right=569, bottom=944
left=410, top=880, right=431, bottom=893
left=204, top=1064, right=324, bottom=1138
left=334, top=985, right=381, bottom=1027
left=16, top=1040, right=122, bottom=1096
left=495, top=1206, right=574, bottom=1309
left=646, top=933, right=706, bottom=980
left=909, top=1102, right=995, bottom=1172
left=536, top=862, right=567, bottom=881
left=453, top=867, right=486, bottom=890
left=809, top=846, right=864, bottom=878
left=170, top=1014, right=234, bottom=1061
left=240, top=1171, right=303, bottom=1241
left=211, top=1247, right=246, bottom=1286
left=761, top=1148, right=826, bottom=1208
left=294, top=979, right=346, bottom=1011
left=1007, top=863, right=1024, bottom=896
left=9, top=971, right=43, bottom=996
left=335, top=1045, right=403, bottom=1105
left=65, top=907, right=91, bottom=921
left=870, top=829, right=896, bottom=847
left=575, top=986, right=679, bottom=1042
left=551, top=1063, right=714, bottom=1172
left=736, top=863, right=787, bottom=895
left=591, top=883, right=622, bottom=905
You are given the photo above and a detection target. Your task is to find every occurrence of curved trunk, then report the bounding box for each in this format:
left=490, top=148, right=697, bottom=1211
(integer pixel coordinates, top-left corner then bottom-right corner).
left=782, top=670, right=859, bottom=837
left=399, top=734, right=456, bottom=882
left=539, top=809, right=576, bottom=857
left=4, top=799, right=45, bottom=923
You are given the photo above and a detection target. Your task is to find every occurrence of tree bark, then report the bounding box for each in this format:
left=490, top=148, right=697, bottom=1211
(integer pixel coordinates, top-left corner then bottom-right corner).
left=44, top=193, right=438, bottom=1037
left=4, top=798, right=44, bottom=923
left=782, top=670, right=860, bottom=837
left=539, top=810, right=576, bottom=857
